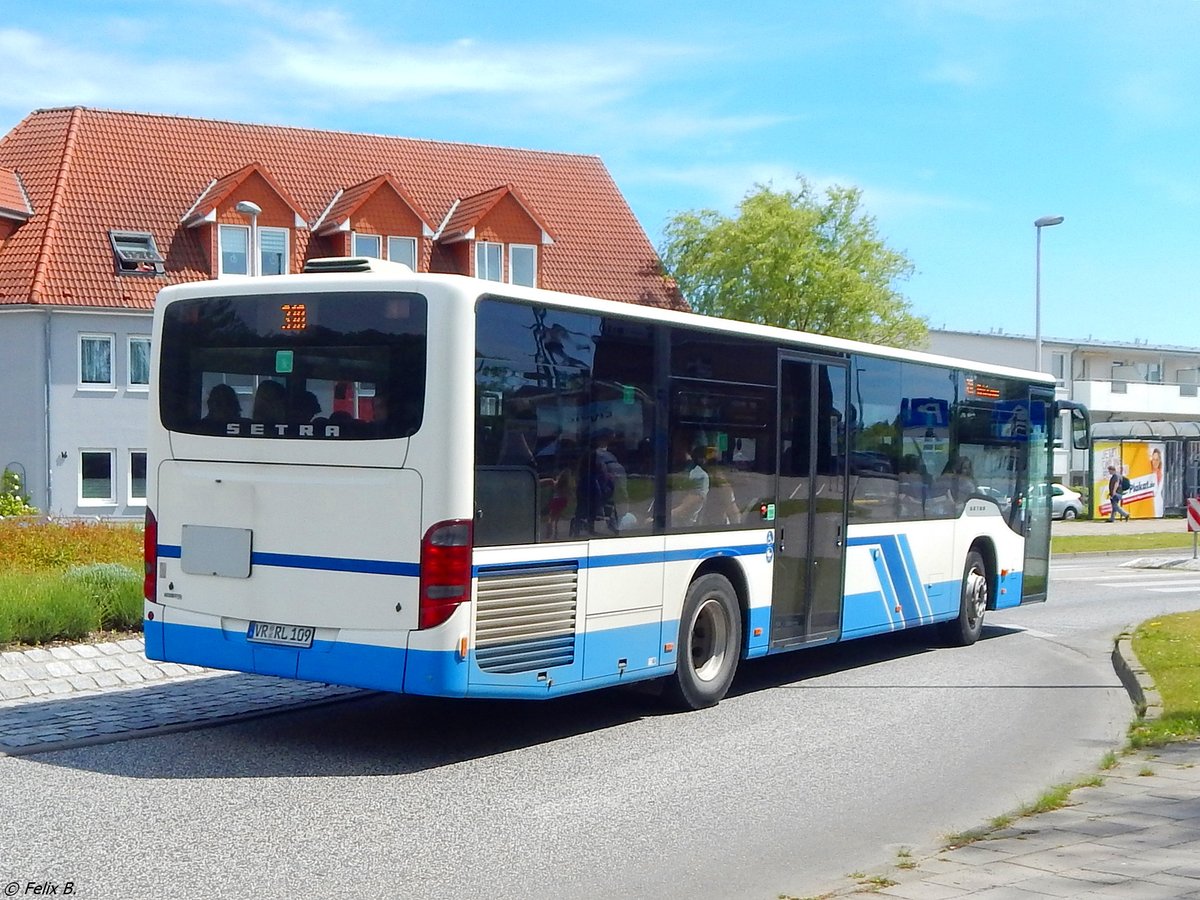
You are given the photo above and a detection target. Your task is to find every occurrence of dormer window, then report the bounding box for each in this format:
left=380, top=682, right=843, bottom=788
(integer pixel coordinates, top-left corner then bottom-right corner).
left=510, top=244, right=536, bottom=287
left=353, top=233, right=382, bottom=258
left=218, top=224, right=290, bottom=276
left=476, top=242, right=503, bottom=281
left=109, top=230, right=165, bottom=276
left=388, top=236, right=417, bottom=269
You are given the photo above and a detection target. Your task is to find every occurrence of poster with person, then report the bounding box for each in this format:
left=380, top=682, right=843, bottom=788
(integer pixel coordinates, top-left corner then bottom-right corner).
left=1091, top=440, right=1166, bottom=519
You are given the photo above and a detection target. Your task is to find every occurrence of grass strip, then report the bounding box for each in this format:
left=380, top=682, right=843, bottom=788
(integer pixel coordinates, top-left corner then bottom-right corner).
left=1051, top=532, right=1196, bottom=555
left=1129, top=610, right=1200, bottom=747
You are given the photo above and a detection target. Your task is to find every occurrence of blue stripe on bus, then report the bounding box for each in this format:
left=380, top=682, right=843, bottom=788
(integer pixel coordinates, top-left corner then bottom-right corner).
left=846, top=534, right=932, bottom=625
left=145, top=618, right=410, bottom=693
left=158, top=541, right=768, bottom=579
left=156, top=544, right=420, bottom=577
left=146, top=617, right=680, bottom=699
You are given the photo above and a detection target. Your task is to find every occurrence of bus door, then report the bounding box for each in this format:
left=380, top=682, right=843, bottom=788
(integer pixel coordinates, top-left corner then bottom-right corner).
left=1021, top=387, right=1056, bottom=602
left=772, top=354, right=849, bottom=647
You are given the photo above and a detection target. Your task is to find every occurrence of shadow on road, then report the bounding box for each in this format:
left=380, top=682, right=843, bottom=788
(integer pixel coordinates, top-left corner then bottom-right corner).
left=16, top=623, right=1032, bottom=780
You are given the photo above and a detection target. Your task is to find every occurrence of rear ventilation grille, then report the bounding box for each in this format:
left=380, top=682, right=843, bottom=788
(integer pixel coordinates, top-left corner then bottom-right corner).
left=475, top=562, right=578, bottom=674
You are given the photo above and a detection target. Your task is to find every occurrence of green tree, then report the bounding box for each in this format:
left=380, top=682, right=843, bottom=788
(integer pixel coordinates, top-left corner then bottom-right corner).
left=660, top=178, right=927, bottom=348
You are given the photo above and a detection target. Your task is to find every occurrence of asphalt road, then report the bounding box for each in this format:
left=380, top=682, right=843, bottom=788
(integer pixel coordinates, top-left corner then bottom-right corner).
left=0, top=550, right=1195, bottom=899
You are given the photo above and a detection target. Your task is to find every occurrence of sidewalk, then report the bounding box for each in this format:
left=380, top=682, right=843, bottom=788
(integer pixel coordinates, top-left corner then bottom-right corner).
left=1053, top=515, right=1193, bottom=538
left=0, top=637, right=360, bottom=754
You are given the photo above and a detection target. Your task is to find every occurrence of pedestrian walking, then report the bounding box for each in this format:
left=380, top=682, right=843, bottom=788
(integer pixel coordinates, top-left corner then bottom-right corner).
left=1106, top=464, right=1131, bottom=522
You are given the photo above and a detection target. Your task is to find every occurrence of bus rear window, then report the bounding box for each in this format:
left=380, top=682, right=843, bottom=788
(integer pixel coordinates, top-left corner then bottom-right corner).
left=159, top=291, right=426, bottom=440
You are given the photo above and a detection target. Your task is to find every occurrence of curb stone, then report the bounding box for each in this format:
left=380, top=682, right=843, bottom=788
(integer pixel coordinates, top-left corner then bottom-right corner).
left=1112, top=630, right=1163, bottom=720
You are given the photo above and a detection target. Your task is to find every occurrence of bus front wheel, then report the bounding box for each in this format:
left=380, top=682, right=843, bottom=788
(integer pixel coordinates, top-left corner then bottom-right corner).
left=667, top=573, right=742, bottom=710
left=940, top=549, right=988, bottom=647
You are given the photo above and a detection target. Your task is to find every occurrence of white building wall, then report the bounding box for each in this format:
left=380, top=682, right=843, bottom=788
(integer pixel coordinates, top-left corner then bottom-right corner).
left=0, top=309, right=50, bottom=511
left=48, top=308, right=153, bottom=518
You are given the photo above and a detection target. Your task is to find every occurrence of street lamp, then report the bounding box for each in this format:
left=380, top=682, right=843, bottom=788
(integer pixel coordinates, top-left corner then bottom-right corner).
left=1033, top=214, right=1064, bottom=371
left=234, top=200, right=262, bottom=277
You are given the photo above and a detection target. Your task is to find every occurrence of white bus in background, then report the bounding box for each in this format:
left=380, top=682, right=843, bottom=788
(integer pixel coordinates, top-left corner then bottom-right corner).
left=143, top=258, right=1089, bottom=709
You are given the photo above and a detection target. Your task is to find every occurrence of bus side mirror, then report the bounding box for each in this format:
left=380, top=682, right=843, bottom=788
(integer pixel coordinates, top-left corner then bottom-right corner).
left=1052, top=400, right=1090, bottom=451
left=1070, top=407, right=1089, bottom=450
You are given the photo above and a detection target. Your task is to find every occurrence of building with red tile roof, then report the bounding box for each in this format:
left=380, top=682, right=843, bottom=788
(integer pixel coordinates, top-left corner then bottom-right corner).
left=0, top=106, right=681, bottom=516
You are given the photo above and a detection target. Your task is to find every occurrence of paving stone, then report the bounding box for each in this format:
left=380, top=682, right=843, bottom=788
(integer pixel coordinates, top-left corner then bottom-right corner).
left=23, top=648, right=51, bottom=662
left=48, top=646, right=79, bottom=660
left=95, top=657, right=122, bottom=672
left=115, top=669, right=144, bottom=684
left=45, top=679, right=73, bottom=694
left=67, top=674, right=99, bottom=691
left=93, top=642, right=123, bottom=656
left=0, top=665, right=30, bottom=682
left=43, top=661, right=74, bottom=678
left=157, top=663, right=188, bottom=677
left=72, top=644, right=101, bottom=658
left=0, top=682, right=32, bottom=700
left=91, top=671, right=122, bottom=689
left=137, top=666, right=165, bottom=681
left=117, top=639, right=144, bottom=652
left=68, top=658, right=101, bottom=674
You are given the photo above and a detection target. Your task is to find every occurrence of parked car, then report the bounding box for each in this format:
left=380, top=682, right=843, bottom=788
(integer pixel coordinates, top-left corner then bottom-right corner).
left=1038, top=483, right=1084, bottom=519
left=1020, top=483, right=1084, bottom=520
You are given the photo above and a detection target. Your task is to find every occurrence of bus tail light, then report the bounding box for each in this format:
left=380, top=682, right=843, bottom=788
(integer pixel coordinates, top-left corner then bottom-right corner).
left=419, top=519, right=473, bottom=629
left=144, top=507, right=158, bottom=603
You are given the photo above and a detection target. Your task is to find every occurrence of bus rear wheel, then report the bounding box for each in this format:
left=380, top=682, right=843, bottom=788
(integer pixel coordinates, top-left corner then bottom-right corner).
left=666, top=573, right=742, bottom=710
left=939, top=549, right=988, bottom=647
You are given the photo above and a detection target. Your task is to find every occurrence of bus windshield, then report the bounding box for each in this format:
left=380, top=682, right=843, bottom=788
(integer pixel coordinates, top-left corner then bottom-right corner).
left=158, top=290, right=427, bottom=439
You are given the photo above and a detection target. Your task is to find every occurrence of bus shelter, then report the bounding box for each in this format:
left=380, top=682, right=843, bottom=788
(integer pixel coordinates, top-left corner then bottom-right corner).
left=1090, top=421, right=1200, bottom=519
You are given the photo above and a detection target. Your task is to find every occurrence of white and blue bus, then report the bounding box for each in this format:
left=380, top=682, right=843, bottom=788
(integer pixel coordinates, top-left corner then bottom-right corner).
left=143, top=259, right=1088, bottom=709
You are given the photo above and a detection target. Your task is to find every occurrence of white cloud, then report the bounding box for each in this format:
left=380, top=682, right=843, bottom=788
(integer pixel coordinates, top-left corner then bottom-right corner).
left=0, top=28, right=239, bottom=114
left=636, top=161, right=980, bottom=220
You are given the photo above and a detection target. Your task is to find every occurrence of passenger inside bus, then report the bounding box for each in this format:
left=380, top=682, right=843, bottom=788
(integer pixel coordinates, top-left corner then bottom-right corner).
left=251, top=380, right=287, bottom=423
left=201, top=383, right=242, bottom=428
left=670, top=438, right=710, bottom=527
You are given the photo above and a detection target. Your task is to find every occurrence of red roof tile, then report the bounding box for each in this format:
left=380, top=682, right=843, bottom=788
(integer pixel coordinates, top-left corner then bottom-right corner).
left=0, top=165, right=32, bottom=221
left=0, top=107, right=682, bottom=310
left=438, top=183, right=554, bottom=244
left=182, top=162, right=306, bottom=228
left=315, top=173, right=434, bottom=236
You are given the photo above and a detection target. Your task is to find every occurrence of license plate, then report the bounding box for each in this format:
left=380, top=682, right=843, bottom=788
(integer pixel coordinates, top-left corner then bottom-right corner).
left=247, top=621, right=314, bottom=648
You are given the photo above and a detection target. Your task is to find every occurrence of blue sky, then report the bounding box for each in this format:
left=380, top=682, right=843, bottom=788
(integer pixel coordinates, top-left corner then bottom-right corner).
left=4, top=1, right=1199, bottom=348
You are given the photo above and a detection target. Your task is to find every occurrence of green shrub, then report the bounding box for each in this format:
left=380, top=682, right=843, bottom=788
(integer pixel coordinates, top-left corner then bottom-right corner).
left=63, top=563, right=143, bottom=631
left=0, top=573, right=101, bottom=645
left=0, top=469, right=37, bottom=517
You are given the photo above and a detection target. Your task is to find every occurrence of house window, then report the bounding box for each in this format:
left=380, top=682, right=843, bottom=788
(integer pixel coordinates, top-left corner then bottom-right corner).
left=79, top=335, right=114, bottom=388
left=259, top=227, right=289, bottom=276
left=219, top=224, right=250, bottom=275
left=388, top=236, right=417, bottom=269
left=129, top=336, right=151, bottom=388
left=510, top=244, right=536, bottom=287
left=129, top=451, right=147, bottom=504
left=476, top=242, right=503, bottom=281
left=80, top=450, right=116, bottom=505
left=109, top=230, right=164, bottom=276
left=353, top=233, right=382, bottom=258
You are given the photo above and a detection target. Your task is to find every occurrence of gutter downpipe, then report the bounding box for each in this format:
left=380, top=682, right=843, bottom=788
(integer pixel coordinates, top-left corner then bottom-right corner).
left=43, top=309, right=52, bottom=515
